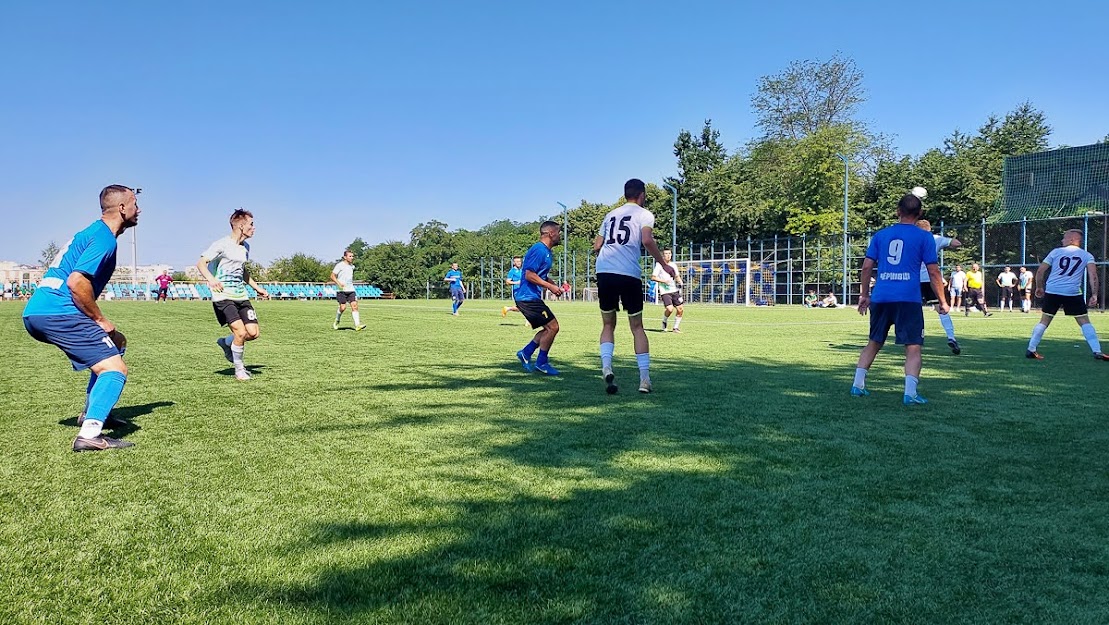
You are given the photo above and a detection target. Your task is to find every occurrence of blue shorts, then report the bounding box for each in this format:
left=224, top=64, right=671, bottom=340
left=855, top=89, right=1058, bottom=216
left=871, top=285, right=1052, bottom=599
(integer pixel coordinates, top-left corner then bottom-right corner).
left=868, top=301, right=925, bottom=346
left=450, top=289, right=465, bottom=303
left=24, top=314, right=121, bottom=371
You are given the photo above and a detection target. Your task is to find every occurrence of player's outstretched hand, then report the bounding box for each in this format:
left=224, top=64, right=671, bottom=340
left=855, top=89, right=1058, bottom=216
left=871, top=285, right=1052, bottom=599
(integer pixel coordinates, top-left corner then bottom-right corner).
left=208, top=278, right=223, bottom=292
left=856, top=295, right=870, bottom=316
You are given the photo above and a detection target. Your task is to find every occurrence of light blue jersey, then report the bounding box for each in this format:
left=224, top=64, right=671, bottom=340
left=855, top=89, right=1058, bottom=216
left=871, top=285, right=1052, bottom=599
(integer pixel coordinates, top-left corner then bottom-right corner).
left=865, top=223, right=937, bottom=304
left=506, top=267, right=523, bottom=296
left=515, top=242, right=552, bottom=302
left=24, top=220, right=117, bottom=318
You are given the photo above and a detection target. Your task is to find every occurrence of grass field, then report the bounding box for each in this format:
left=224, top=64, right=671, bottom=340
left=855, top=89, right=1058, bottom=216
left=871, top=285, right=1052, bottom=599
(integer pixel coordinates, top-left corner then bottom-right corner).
left=4, top=298, right=1109, bottom=624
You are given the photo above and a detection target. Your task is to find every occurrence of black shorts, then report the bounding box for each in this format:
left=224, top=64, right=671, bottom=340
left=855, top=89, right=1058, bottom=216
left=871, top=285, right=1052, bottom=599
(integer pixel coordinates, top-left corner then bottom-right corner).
left=919, top=282, right=939, bottom=304
left=660, top=291, right=684, bottom=307
left=597, top=273, right=644, bottom=316
left=868, top=301, right=925, bottom=346
left=515, top=298, right=556, bottom=329
left=157, top=287, right=168, bottom=298
left=1000, top=286, right=1014, bottom=301
left=965, top=287, right=984, bottom=304
left=213, top=299, right=257, bottom=327
left=1041, top=293, right=1087, bottom=317
left=337, top=291, right=357, bottom=305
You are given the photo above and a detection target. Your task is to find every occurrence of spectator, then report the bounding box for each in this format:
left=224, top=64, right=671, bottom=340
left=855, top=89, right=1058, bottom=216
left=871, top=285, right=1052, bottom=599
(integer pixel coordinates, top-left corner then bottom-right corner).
left=803, top=289, right=818, bottom=308
left=822, top=292, right=838, bottom=308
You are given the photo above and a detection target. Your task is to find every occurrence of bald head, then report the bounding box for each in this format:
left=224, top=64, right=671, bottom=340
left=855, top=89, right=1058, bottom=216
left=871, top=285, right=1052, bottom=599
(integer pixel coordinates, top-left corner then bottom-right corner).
left=1063, top=229, right=1083, bottom=246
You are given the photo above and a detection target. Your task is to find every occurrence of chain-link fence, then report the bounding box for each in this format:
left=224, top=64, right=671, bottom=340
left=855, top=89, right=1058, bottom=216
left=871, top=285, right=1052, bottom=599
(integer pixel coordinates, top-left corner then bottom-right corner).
left=465, top=214, right=1109, bottom=307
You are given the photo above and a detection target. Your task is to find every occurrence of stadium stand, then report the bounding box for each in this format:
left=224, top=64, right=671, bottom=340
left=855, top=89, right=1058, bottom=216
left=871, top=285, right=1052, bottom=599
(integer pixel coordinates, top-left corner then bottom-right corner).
left=100, top=281, right=387, bottom=300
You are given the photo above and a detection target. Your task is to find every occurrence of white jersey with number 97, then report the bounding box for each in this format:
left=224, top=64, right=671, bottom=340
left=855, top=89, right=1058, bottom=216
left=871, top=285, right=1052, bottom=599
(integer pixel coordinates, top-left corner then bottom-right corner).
left=596, top=202, right=655, bottom=279
left=1043, top=245, right=1094, bottom=296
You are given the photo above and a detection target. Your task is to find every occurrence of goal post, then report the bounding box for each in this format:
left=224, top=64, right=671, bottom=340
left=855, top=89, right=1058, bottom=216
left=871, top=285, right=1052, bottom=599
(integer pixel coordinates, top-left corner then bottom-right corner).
left=659, top=258, right=773, bottom=306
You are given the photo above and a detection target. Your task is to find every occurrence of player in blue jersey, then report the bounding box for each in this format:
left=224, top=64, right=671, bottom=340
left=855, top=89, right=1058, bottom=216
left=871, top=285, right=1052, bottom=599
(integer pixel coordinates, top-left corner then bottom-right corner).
left=445, top=262, right=466, bottom=315
left=851, top=194, right=949, bottom=405
left=514, top=221, right=565, bottom=374
left=22, top=185, right=141, bottom=452
left=501, top=256, right=523, bottom=317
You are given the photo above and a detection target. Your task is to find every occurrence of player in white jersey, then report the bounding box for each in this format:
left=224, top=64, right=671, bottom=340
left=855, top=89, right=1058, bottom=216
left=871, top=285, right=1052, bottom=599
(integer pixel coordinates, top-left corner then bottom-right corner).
left=593, top=178, right=675, bottom=394
left=329, top=249, right=365, bottom=331
left=651, top=249, right=685, bottom=332
left=197, top=209, right=270, bottom=380
left=916, top=220, right=962, bottom=354
left=1025, top=229, right=1108, bottom=361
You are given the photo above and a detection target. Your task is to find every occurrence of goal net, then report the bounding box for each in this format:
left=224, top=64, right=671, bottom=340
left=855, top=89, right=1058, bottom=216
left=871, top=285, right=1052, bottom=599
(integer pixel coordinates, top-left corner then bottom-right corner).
left=660, top=258, right=775, bottom=305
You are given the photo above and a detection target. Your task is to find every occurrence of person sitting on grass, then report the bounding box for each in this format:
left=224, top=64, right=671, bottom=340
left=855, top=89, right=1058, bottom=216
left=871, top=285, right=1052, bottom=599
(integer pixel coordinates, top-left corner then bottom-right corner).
left=803, top=289, right=818, bottom=308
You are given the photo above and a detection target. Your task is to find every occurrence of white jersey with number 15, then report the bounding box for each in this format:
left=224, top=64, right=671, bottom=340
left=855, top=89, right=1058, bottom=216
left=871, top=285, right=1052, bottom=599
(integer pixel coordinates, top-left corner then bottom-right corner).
left=596, top=202, right=655, bottom=279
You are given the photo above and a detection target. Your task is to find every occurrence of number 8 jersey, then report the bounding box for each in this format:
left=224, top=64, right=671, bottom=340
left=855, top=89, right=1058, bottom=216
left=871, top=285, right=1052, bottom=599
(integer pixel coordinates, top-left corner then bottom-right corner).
left=1042, top=245, right=1094, bottom=296
left=596, top=202, right=656, bottom=279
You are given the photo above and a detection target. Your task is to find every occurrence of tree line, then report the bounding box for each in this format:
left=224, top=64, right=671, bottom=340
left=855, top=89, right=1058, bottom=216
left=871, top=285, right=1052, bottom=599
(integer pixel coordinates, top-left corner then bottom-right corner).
left=225, top=54, right=1103, bottom=298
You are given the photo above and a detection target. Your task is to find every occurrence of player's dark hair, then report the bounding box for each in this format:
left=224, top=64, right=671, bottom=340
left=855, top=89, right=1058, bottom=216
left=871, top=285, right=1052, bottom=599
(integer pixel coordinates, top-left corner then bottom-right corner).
left=512, top=256, right=522, bottom=260
left=897, top=194, right=922, bottom=219
left=624, top=178, right=646, bottom=200
left=230, top=208, right=253, bottom=227
left=99, top=184, right=133, bottom=212
left=540, top=220, right=560, bottom=235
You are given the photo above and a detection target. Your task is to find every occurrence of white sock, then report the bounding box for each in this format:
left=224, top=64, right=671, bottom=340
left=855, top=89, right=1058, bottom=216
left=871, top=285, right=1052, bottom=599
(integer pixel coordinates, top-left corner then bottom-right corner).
left=636, top=352, right=650, bottom=380
left=353, top=310, right=361, bottom=325
left=938, top=313, right=955, bottom=340
left=853, top=367, right=867, bottom=389
left=674, top=315, right=683, bottom=329
left=78, top=419, right=103, bottom=439
left=600, top=342, right=614, bottom=371
left=904, top=375, right=919, bottom=397
left=335, top=308, right=343, bottom=323
left=231, top=344, right=245, bottom=369
left=1028, top=323, right=1047, bottom=352
left=1082, top=323, right=1102, bottom=353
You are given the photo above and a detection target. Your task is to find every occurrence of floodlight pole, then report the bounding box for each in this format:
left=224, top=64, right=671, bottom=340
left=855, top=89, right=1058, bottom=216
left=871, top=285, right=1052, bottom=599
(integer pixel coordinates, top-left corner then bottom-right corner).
left=132, top=187, right=142, bottom=298
left=836, top=154, right=849, bottom=306
left=557, top=201, right=568, bottom=283
left=662, top=182, right=678, bottom=254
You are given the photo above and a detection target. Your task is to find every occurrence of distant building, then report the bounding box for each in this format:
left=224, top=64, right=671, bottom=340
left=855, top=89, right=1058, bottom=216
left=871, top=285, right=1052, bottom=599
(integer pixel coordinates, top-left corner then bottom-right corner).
left=184, top=265, right=203, bottom=280
left=111, top=263, right=174, bottom=283
left=0, top=261, right=45, bottom=285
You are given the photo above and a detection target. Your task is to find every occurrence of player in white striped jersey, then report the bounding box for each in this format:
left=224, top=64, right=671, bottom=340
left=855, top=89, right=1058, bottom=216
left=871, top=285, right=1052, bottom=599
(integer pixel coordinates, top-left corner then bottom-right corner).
left=916, top=220, right=962, bottom=354
left=593, top=178, right=675, bottom=394
left=1025, top=229, right=1109, bottom=360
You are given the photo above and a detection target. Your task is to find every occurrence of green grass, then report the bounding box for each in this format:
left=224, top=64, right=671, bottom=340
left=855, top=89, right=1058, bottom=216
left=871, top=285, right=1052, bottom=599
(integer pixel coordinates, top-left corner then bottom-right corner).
left=3, top=299, right=1109, bottom=624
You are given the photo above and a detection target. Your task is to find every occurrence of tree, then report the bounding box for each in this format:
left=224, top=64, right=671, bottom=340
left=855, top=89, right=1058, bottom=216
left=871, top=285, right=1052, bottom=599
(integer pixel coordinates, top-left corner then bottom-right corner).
left=752, top=53, right=865, bottom=140
left=170, top=271, right=190, bottom=282
left=40, top=240, right=60, bottom=267
left=266, top=254, right=329, bottom=282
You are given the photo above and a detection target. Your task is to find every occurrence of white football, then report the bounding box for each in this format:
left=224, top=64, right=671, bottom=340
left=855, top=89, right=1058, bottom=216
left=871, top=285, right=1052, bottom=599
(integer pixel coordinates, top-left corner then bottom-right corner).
left=911, top=186, right=928, bottom=199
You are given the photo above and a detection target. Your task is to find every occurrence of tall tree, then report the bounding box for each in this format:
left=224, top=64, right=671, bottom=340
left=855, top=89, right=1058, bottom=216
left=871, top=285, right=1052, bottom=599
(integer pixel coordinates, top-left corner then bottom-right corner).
left=266, top=253, right=330, bottom=282
left=751, top=53, right=865, bottom=140
left=40, top=240, right=60, bottom=267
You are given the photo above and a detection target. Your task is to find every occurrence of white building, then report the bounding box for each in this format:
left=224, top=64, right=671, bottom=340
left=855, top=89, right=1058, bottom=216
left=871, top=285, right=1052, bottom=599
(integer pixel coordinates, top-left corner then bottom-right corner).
left=111, top=264, right=174, bottom=284
left=0, top=261, right=45, bottom=286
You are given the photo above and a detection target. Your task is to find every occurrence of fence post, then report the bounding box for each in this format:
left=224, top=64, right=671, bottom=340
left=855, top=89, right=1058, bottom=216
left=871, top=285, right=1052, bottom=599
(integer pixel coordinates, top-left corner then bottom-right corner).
left=980, top=218, right=986, bottom=272
left=786, top=235, right=792, bottom=305
left=1021, top=217, right=1027, bottom=266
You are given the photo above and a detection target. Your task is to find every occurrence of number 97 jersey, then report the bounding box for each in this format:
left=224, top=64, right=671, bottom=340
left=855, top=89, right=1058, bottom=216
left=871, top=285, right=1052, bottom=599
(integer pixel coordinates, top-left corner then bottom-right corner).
left=1042, top=245, right=1094, bottom=296
left=596, top=202, right=656, bottom=279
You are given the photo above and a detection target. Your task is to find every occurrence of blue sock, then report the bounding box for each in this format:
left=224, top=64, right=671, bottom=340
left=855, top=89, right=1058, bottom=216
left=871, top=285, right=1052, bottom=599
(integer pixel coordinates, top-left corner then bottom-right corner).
left=83, top=372, right=98, bottom=414
left=85, top=371, right=126, bottom=424
left=452, top=301, right=459, bottom=313
left=537, top=349, right=549, bottom=366
left=521, top=340, right=539, bottom=359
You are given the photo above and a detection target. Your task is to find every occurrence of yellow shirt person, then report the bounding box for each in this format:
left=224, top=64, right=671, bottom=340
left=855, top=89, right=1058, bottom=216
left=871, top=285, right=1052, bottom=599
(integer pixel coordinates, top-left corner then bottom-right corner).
left=966, top=270, right=984, bottom=289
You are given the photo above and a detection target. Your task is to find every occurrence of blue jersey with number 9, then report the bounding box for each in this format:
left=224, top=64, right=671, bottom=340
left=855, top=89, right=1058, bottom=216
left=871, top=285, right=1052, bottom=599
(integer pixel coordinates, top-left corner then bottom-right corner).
left=865, top=223, right=937, bottom=303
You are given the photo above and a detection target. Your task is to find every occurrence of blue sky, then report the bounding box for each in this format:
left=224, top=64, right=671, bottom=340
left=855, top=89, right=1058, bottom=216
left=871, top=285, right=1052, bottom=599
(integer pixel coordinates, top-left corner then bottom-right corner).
left=2, top=0, right=1106, bottom=270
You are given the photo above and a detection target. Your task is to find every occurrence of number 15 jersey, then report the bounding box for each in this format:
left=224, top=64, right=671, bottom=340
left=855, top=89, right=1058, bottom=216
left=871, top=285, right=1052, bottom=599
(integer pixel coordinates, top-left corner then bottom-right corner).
left=865, top=223, right=937, bottom=304
left=596, top=202, right=655, bottom=279
left=1042, top=245, right=1093, bottom=296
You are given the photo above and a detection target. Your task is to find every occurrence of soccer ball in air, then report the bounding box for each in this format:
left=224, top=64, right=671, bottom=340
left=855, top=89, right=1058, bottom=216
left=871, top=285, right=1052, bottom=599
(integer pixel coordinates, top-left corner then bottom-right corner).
left=911, top=186, right=928, bottom=200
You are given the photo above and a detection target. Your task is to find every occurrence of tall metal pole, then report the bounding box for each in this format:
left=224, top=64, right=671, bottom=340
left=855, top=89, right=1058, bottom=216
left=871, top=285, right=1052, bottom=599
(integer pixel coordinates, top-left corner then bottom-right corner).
left=835, top=154, right=849, bottom=305
left=132, top=187, right=142, bottom=299
left=662, top=182, right=678, bottom=249
left=557, top=201, right=568, bottom=282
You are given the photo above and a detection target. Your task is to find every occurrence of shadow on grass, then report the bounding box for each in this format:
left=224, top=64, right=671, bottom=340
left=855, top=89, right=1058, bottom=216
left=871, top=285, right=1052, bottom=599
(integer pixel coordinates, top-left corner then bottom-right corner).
left=55, top=401, right=175, bottom=438
left=237, top=334, right=1109, bottom=623
left=215, top=364, right=266, bottom=376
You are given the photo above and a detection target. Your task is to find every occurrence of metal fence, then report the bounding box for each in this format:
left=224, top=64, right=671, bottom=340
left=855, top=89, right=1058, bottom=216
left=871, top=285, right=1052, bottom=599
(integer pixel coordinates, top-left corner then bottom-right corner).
left=465, top=214, right=1109, bottom=307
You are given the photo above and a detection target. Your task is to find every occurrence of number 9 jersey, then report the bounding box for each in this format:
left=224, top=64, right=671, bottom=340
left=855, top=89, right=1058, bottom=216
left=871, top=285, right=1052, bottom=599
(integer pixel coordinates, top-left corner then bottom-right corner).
left=1042, top=245, right=1094, bottom=296
left=596, top=202, right=656, bottom=279
left=864, top=223, right=937, bottom=304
